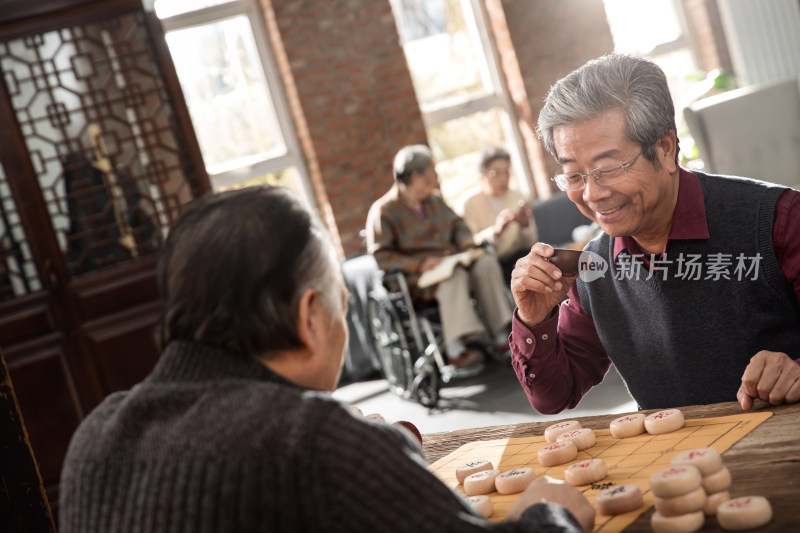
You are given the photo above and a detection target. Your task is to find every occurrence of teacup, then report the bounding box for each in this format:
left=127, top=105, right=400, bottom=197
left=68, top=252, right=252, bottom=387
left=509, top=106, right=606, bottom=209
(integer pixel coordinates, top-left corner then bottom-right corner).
left=546, top=248, right=582, bottom=276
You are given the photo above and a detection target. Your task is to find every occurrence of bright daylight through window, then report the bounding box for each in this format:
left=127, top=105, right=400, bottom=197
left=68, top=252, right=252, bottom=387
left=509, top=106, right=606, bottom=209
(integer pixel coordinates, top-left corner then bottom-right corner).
left=602, top=0, right=710, bottom=166
left=154, top=0, right=309, bottom=200
left=390, top=0, right=532, bottom=207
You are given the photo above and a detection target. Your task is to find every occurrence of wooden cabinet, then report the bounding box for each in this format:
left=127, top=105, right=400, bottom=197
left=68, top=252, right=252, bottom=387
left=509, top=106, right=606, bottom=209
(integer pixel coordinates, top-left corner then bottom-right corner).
left=0, top=0, right=210, bottom=513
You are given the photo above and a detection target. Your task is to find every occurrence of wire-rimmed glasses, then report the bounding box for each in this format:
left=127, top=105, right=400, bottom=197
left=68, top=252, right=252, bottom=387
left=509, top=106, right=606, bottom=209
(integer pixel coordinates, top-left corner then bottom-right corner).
left=552, top=151, right=643, bottom=192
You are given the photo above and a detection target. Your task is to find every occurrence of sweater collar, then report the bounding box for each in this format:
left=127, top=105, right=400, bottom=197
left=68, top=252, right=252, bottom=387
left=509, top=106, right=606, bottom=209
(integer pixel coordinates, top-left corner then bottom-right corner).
left=147, top=340, right=297, bottom=389
left=613, top=168, right=710, bottom=260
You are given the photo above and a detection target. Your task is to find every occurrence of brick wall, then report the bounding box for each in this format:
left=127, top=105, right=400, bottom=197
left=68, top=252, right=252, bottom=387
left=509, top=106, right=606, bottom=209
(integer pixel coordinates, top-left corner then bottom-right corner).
left=483, top=0, right=550, bottom=199
left=261, top=0, right=731, bottom=257
left=682, top=0, right=733, bottom=73
left=263, top=0, right=427, bottom=258
left=499, top=0, right=614, bottom=180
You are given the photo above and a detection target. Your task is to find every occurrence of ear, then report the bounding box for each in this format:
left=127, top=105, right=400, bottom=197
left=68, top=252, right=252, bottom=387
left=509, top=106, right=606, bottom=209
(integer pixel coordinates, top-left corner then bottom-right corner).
left=657, top=130, right=679, bottom=174
left=295, top=287, right=320, bottom=355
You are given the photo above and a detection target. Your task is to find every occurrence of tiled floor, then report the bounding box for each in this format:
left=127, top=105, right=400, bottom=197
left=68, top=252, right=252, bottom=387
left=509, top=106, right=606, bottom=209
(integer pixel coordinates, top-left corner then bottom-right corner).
left=332, top=362, right=638, bottom=435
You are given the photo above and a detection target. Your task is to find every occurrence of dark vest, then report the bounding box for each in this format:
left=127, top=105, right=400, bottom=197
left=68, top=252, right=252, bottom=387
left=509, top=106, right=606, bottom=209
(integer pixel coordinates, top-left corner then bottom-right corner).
left=576, top=172, right=800, bottom=409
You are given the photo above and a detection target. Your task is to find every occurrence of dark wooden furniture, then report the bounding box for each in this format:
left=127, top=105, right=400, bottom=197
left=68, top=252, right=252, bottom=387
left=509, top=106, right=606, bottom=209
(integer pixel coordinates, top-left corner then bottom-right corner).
left=0, top=0, right=209, bottom=514
left=1, top=348, right=56, bottom=533
left=423, top=401, right=800, bottom=531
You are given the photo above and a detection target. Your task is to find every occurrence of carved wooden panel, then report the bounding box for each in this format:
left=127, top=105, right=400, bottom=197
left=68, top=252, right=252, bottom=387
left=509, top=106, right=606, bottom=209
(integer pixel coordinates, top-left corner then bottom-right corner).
left=0, top=11, right=195, bottom=278
left=0, top=348, right=57, bottom=533
left=0, top=156, right=41, bottom=300
left=0, top=0, right=211, bottom=518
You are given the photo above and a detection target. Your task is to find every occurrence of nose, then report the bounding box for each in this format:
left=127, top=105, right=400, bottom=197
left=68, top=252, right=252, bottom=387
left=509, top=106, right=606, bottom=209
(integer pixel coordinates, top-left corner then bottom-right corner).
left=581, top=175, right=610, bottom=204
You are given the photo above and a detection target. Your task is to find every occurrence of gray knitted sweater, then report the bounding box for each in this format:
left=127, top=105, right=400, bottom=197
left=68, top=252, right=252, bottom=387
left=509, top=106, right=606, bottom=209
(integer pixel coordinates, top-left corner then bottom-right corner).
left=59, top=340, right=582, bottom=532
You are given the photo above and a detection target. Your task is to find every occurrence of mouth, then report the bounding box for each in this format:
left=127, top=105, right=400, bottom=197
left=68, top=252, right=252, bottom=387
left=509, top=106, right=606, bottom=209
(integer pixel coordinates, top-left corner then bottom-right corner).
left=592, top=203, right=626, bottom=222
left=596, top=205, right=623, bottom=216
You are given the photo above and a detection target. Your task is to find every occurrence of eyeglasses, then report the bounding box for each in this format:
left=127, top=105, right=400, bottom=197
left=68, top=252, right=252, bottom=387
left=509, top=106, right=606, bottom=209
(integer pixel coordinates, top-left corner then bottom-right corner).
left=551, top=151, right=643, bottom=192
left=485, top=168, right=511, bottom=180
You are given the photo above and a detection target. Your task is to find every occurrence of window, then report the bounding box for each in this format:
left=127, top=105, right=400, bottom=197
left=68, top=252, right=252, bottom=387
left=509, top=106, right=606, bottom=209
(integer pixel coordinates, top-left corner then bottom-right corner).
left=390, top=0, right=533, bottom=206
left=154, top=0, right=310, bottom=200
left=603, top=0, right=702, bottom=163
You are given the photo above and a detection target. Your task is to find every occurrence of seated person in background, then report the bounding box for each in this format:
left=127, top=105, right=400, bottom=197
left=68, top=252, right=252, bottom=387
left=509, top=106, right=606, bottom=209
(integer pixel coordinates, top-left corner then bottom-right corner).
left=366, top=145, right=513, bottom=367
left=59, top=185, right=595, bottom=533
left=510, top=53, right=800, bottom=414
left=459, top=147, right=538, bottom=283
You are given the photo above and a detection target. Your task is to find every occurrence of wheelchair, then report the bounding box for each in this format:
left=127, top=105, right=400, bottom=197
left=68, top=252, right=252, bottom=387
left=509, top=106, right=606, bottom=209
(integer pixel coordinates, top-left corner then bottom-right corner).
left=366, top=269, right=485, bottom=408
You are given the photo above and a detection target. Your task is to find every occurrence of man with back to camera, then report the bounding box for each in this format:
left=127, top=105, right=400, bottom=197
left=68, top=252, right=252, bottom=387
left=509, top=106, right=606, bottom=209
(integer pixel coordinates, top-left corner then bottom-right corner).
left=510, top=53, right=800, bottom=414
left=59, top=185, right=595, bottom=532
left=366, top=144, right=514, bottom=367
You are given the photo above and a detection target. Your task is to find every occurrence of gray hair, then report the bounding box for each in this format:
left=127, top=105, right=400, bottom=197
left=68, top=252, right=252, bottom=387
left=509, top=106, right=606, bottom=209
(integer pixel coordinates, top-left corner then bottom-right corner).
left=537, top=53, right=679, bottom=169
left=478, top=146, right=511, bottom=173
left=393, top=144, right=433, bottom=184
left=158, top=186, right=341, bottom=358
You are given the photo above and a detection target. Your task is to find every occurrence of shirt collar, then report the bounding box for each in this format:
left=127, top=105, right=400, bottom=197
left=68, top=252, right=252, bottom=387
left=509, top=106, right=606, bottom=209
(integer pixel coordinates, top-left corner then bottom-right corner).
left=612, top=168, right=709, bottom=260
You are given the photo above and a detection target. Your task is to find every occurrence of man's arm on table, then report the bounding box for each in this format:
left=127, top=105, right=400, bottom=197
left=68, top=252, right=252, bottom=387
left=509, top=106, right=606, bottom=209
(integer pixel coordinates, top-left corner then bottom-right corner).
left=315, top=408, right=588, bottom=532
left=510, top=284, right=612, bottom=414
left=738, top=188, right=800, bottom=409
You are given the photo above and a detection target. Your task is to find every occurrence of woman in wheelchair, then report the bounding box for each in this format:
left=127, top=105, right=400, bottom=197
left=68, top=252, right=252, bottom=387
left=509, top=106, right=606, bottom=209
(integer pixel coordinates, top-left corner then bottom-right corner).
left=366, top=144, right=513, bottom=370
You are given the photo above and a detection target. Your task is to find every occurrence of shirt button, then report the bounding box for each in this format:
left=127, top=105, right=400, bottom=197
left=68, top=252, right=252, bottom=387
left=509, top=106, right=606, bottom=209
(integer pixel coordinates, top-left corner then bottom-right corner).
left=541, top=334, right=549, bottom=341
left=525, top=337, right=532, bottom=345
left=528, top=373, right=536, bottom=379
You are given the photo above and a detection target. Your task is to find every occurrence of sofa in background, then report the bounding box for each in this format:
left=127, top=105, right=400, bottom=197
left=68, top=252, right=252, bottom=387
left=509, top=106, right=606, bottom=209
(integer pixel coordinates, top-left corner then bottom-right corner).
left=683, top=76, right=800, bottom=189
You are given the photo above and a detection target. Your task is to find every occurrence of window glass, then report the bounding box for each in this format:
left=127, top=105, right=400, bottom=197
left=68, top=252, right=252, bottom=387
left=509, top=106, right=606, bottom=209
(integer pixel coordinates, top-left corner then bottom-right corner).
left=215, top=166, right=304, bottom=199
left=165, top=15, right=287, bottom=176
left=427, top=107, right=512, bottom=206
left=603, top=0, right=701, bottom=164
left=393, top=0, right=490, bottom=109
left=391, top=0, right=533, bottom=202
left=153, top=0, right=231, bottom=19
left=603, top=0, right=682, bottom=54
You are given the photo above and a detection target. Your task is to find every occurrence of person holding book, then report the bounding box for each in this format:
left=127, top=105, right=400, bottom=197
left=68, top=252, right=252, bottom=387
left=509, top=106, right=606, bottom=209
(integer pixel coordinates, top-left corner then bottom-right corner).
left=458, top=147, right=538, bottom=283
left=366, top=145, right=513, bottom=367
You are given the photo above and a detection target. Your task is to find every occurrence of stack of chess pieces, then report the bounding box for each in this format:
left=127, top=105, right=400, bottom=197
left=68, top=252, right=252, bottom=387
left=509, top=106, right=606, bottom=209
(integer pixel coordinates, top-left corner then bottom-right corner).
left=450, top=408, right=772, bottom=531
left=651, top=445, right=771, bottom=531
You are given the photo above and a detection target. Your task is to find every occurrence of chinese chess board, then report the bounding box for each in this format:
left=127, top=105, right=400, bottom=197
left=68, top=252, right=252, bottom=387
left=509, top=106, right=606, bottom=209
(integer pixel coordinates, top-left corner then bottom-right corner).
left=429, top=412, right=772, bottom=532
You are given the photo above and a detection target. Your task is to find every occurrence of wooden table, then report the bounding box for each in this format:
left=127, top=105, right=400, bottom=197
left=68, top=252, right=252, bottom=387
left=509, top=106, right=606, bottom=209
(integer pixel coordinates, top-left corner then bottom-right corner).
left=422, top=401, right=800, bottom=531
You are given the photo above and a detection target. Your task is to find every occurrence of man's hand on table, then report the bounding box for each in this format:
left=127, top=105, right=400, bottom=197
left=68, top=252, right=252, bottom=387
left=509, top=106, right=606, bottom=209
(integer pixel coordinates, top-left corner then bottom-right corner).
left=506, top=477, right=595, bottom=532
left=737, top=350, right=800, bottom=410
left=511, top=243, right=578, bottom=328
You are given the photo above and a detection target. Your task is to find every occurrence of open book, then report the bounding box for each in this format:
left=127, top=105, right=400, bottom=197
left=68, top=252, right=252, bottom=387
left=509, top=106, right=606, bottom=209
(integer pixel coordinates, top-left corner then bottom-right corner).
left=417, top=248, right=486, bottom=289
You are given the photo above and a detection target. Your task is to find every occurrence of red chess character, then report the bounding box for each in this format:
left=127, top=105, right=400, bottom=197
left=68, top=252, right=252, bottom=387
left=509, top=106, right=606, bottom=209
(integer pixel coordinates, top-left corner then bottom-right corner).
left=728, top=498, right=752, bottom=509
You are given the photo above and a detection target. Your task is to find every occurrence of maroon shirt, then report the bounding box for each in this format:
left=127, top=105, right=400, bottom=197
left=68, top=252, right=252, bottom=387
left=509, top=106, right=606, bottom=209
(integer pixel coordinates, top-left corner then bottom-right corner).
left=511, top=169, right=800, bottom=414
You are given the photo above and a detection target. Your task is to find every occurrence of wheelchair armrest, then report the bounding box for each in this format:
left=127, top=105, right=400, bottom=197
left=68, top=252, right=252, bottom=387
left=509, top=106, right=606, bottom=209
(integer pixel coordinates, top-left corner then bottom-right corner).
left=374, top=269, right=408, bottom=294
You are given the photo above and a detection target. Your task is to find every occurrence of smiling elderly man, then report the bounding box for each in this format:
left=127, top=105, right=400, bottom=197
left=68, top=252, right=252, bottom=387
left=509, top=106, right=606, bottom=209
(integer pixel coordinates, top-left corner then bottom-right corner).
left=510, top=54, right=800, bottom=413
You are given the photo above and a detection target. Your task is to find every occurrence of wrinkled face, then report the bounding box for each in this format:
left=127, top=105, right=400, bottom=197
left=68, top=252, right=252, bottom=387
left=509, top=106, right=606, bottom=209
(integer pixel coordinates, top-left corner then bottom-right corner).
left=553, top=109, right=677, bottom=240
left=411, top=163, right=439, bottom=200
left=483, top=159, right=511, bottom=196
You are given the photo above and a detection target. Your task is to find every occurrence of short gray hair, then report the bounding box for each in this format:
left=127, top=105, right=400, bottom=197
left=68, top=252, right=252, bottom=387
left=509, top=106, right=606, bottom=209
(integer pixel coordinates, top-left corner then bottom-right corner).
left=158, top=186, right=341, bottom=358
left=537, top=53, right=679, bottom=169
left=393, top=144, right=433, bottom=184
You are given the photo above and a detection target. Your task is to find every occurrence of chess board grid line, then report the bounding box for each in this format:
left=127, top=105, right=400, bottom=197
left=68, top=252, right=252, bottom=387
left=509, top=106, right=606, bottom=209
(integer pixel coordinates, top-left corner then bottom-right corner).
left=429, top=412, right=772, bottom=532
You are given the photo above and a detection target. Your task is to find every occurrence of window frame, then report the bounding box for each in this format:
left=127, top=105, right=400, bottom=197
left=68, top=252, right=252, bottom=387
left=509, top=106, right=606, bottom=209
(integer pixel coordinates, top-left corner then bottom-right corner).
left=153, top=0, right=313, bottom=199
left=390, top=0, right=535, bottom=199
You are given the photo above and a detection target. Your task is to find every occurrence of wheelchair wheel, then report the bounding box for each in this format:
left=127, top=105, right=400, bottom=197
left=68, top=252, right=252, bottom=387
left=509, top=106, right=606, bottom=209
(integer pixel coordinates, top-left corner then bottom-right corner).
left=367, top=294, right=415, bottom=395
left=411, top=362, right=440, bottom=408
